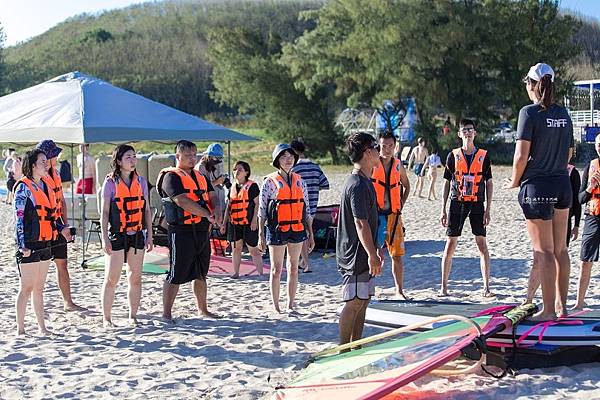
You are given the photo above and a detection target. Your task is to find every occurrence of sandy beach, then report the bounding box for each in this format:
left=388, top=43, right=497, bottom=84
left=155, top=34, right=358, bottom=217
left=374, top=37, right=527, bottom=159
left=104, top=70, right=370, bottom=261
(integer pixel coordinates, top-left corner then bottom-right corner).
left=1, top=165, right=600, bottom=399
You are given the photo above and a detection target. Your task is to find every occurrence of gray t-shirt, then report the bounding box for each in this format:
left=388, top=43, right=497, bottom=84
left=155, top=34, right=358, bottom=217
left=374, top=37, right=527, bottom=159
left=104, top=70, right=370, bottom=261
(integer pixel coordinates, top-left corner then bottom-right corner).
left=336, top=173, right=378, bottom=277
left=516, top=103, right=574, bottom=183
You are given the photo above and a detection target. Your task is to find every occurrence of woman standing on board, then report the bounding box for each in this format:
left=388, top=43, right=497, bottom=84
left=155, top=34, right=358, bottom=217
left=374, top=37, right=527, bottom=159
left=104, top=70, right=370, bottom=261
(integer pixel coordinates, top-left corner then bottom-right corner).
left=503, top=63, right=574, bottom=321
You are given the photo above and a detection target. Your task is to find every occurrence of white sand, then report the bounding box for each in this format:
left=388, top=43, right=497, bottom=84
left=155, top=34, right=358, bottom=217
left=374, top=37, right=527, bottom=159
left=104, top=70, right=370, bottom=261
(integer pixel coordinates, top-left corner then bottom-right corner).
left=2, top=165, right=600, bottom=399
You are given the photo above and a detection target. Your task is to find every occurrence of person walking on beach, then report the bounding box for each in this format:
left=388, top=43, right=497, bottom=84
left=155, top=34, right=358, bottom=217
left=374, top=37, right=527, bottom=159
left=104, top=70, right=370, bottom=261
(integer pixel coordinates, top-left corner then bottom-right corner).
left=407, top=137, right=428, bottom=197
left=156, top=140, right=219, bottom=321
left=503, top=63, right=574, bottom=320
left=100, top=144, right=154, bottom=327
left=36, top=140, right=85, bottom=311
left=258, top=144, right=314, bottom=313
left=220, top=161, right=263, bottom=278
left=14, top=149, right=73, bottom=335
left=76, top=144, right=96, bottom=194
left=338, top=132, right=382, bottom=344
left=371, top=132, right=410, bottom=299
left=440, top=119, right=493, bottom=297
left=422, top=149, right=443, bottom=201
left=196, top=143, right=227, bottom=225
left=524, top=150, right=581, bottom=305
left=290, top=139, right=329, bottom=273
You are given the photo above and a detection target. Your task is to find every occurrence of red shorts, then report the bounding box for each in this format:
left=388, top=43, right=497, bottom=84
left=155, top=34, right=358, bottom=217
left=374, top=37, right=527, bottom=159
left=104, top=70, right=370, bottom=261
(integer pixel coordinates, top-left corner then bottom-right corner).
left=76, top=177, right=94, bottom=194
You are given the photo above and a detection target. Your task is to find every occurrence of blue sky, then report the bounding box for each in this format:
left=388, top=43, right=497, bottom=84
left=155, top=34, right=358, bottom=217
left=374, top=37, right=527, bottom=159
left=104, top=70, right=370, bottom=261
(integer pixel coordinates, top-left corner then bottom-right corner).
left=1, top=0, right=599, bottom=47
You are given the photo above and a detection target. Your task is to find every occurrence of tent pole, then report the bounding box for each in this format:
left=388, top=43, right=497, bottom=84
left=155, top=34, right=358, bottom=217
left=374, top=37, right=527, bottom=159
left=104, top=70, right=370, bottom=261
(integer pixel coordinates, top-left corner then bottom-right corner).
left=70, top=144, right=75, bottom=226
left=227, top=141, right=231, bottom=175
left=81, top=145, right=86, bottom=267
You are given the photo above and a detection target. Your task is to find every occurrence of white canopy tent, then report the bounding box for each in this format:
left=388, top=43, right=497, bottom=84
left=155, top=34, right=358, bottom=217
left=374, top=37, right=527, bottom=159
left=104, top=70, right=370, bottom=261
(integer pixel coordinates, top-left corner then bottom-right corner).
left=0, top=71, right=257, bottom=266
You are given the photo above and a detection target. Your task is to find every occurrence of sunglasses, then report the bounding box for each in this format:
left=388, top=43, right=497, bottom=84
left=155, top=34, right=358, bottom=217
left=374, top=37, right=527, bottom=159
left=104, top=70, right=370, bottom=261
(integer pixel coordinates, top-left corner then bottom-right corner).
left=460, top=128, right=475, bottom=133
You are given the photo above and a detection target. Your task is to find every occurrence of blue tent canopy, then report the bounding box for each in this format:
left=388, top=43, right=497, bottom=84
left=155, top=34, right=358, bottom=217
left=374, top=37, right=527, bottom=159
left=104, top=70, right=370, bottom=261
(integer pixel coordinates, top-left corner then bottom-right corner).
left=0, top=71, right=256, bottom=144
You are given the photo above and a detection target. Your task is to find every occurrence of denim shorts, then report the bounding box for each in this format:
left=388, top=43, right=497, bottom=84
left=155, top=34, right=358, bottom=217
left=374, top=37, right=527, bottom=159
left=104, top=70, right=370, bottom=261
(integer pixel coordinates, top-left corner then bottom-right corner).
left=266, top=228, right=307, bottom=246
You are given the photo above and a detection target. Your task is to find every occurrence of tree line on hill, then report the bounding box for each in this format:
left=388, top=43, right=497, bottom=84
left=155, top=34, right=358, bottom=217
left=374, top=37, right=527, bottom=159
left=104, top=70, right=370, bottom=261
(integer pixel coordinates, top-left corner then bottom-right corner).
left=0, top=0, right=598, bottom=161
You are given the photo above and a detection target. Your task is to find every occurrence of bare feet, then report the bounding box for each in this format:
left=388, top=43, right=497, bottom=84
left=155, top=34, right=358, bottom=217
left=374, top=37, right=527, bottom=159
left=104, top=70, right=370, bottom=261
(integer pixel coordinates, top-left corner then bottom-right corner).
left=128, top=318, right=140, bottom=327
left=570, top=302, right=587, bottom=311
left=274, top=305, right=282, bottom=314
left=231, top=273, right=239, bottom=279
left=39, top=328, right=55, bottom=336
left=395, top=291, right=411, bottom=301
left=438, top=289, right=449, bottom=297
left=529, top=311, right=557, bottom=322
left=103, top=319, right=116, bottom=329
left=199, top=310, right=222, bottom=319
left=482, top=288, right=495, bottom=298
left=16, top=329, right=25, bottom=337
left=64, top=303, right=87, bottom=312
left=161, top=316, right=176, bottom=325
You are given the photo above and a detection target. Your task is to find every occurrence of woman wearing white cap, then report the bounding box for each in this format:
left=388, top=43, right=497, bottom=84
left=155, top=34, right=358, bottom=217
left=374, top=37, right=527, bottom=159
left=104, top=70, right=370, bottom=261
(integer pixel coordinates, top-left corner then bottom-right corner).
left=504, top=62, right=574, bottom=320
left=258, top=144, right=314, bottom=313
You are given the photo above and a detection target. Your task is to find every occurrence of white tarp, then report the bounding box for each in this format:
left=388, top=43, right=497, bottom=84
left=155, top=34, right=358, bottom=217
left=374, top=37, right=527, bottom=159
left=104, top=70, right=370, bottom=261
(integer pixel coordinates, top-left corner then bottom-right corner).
left=0, top=71, right=256, bottom=144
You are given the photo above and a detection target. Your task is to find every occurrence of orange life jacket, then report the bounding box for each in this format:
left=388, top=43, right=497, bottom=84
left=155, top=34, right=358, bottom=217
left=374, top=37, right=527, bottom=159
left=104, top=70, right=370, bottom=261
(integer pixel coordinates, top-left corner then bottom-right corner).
left=587, top=159, right=600, bottom=216
left=41, top=169, right=64, bottom=222
left=267, top=172, right=305, bottom=232
left=156, top=167, right=211, bottom=225
left=371, top=157, right=403, bottom=214
left=453, top=148, right=487, bottom=202
left=229, top=180, right=255, bottom=225
left=108, top=173, right=146, bottom=233
left=16, top=177, right=58, bottom=242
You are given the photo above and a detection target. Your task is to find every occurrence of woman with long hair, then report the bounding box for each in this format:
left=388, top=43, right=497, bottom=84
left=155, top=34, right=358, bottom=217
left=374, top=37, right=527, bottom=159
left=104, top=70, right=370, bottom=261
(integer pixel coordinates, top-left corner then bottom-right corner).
left=504, top=63, right=574, bottom=320
left=258, top=144, right=314, bottom=313
left=220, top=161, right=264, bottom=277
left=100, top=144, right=153, bottom=327
left=14, top=149, right=73, bottom=335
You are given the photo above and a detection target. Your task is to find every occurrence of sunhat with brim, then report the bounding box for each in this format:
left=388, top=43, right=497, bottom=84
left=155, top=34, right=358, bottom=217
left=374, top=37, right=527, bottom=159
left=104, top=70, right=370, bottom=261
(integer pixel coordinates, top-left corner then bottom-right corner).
left=36, top=139, right=62, bottom=159
left=272, top=143, right=298, bottom=168
left=203, top=143, right=224, bottom=158
left=525, top=62, right=555, bottom=82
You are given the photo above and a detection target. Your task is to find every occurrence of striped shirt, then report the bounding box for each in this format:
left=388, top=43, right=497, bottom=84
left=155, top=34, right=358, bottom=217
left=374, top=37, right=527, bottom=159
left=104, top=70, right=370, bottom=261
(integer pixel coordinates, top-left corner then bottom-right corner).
left=291, top=159, right=330, bottom=214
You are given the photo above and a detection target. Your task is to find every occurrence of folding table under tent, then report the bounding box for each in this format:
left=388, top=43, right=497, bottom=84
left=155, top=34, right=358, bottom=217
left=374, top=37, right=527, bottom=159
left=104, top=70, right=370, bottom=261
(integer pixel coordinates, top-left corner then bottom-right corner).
left=0, top=71, right=257, bottom=266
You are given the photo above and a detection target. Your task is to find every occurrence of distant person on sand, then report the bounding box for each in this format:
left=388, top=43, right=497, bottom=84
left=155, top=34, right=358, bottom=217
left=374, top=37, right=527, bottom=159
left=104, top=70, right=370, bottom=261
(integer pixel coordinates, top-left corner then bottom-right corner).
left=503, top=63, right=574, bottom=321
left=100, top=144, right=154, bottom=328
left=524, top=150, right=581, bottom=305
left=440, top=119, right=493, bottom=297
left=290, top=139, right=329, bottom=273
left=338, top=132, right=382, bottom=345
left=407, top=137, right=428, bottom=197
left=572, top=135, right=600, bottom=310
left=76, top=144, right=96, bottom=194
left=422, top=149, right=443, bottom=201
left=258, top=144, right=314, bottom=313
left=371, top=131, right=410, bottom=299
left=196, top=143, right=226, bottom=225
left=36, top=140, right=85, bottom=312
left=14, top=149, right=73, bottom=335
left=6, top=149, right=22, bottom=204
left=220, top=160, right=263, bottom=278
left=156, top=140, right=219, bottom=321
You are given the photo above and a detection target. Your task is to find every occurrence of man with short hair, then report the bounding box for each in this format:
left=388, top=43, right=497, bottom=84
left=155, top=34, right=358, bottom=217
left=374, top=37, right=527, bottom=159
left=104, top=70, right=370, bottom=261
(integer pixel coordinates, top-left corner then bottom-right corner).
left=408, top=137, right=429, bottom=197
left=371, top=132, right=410, bottom=298
left=156, top=140, right=219, bottom=321
left=337, top=132, right=383, bottom=345
left=290, top=139, right=329, bottom=273
left=439, top=119, right=493, bottom=297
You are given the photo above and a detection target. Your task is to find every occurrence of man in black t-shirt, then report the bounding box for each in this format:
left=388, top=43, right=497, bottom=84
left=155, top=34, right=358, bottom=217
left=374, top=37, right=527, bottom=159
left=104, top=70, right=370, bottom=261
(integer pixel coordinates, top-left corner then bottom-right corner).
left=337, top=132, right=382, bottom=345
left=439, top=119, right=493, bottom=297
left=157, top=140, right=219, bottom=321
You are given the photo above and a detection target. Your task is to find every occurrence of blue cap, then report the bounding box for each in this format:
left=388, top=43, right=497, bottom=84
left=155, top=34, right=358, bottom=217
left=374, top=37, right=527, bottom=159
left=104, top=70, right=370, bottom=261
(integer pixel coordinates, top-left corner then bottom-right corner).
left=272, top=143, right=298, bottom=168
left=36, top=140, right=62, bottom=159
left=204, top=143, right=224, bottom=158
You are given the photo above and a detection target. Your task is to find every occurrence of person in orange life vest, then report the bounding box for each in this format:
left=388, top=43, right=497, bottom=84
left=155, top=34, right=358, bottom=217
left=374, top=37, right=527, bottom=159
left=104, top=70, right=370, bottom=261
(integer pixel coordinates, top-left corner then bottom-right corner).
left=14, top=149, right=73, bottom=336
left=157, top=140, right=219, bottom=321
left=100, top=145, right=154, bottom=328
left=371, top=132, right=410, bottom=299
left=36, top=139, right=86, bottom=312
left=219, top=161, right=263, bottom=278
left=258, top=144, right=314, bottom=313
left=440, top=119, right=493, bottom=297
left=503, top=63, right=574, bottom=321
left=572, top=134, right=600, bottom=310
left=524, top=150, right=582, bottom=305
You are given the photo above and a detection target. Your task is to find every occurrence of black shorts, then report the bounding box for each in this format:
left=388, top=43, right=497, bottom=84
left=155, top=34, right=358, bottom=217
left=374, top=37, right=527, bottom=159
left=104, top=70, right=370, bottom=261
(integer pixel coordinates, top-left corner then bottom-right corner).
left=518, top=175, right=571, bottom=220
left=7, top=177, right=16, bottom=192
left=266, top=227, right=307, bottom=246
left=109, top=232, right=146, bottom=252
left=16, top=241, right=52, bottom=265
left=227, top=223, right=259, bottom=248
left=51, top=233, right=68, bottom=260
left=580, top=215, right=600, bottom=262
left=447, top=200, right=486, bottom=237
left=166, top=227, right=211, bottom=284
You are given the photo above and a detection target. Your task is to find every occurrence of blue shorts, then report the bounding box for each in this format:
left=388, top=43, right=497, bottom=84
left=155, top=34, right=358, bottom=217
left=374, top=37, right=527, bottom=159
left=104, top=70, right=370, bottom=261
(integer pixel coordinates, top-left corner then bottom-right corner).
left=518, top=175, right=571, bottom=220
left=414, top=163, right=424, bottom=176
left=266, top=228, right=307, bottom=246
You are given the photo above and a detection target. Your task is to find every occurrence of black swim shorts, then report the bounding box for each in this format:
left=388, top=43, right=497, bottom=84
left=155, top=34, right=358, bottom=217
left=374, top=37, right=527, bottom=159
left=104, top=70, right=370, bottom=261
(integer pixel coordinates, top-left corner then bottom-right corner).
left=227, top=223, right=259, bottom=248
left=446, top=200, right=486, bottom=237
left=166, top=227, right=210, bottom=284
left=581, top=215, right=600, bottom=262
left=518, top=175, right=572, bottom=220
